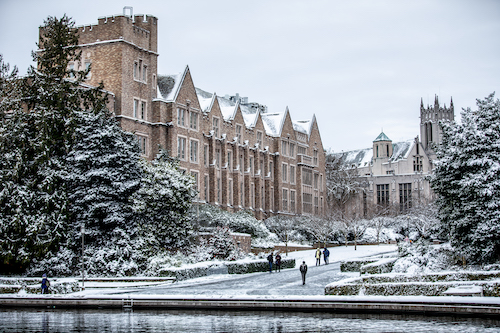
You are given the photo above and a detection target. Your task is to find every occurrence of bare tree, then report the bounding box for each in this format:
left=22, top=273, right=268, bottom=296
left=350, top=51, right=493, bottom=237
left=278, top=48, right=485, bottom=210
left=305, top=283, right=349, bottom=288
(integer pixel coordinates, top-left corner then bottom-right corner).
left=301, top=216, right=336, bottom=248
left=264, top=215, right=298, bottom=256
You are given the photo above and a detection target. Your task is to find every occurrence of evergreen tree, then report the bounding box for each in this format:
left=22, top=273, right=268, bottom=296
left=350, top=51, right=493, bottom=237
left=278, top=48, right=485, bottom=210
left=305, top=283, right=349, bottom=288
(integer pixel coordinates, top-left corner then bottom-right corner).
left=133, top=150, right=196, bottom=251
left=432, top=93, right=500, bottom=264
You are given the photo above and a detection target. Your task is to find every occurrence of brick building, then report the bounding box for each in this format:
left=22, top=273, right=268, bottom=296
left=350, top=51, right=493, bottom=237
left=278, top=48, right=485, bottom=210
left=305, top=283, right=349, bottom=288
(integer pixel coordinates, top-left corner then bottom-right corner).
left=53, top=9, right=326, bottom=220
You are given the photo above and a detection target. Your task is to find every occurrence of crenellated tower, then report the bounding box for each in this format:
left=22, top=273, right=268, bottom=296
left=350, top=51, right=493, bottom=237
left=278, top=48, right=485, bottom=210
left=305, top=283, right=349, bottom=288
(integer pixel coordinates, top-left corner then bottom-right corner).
left=420, top=95, right=454, bottom=156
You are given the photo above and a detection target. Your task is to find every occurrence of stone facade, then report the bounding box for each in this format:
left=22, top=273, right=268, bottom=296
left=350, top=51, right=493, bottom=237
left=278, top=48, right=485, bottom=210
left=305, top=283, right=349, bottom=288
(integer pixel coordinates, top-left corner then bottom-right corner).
left=335, top=96, right=454, bottom=216
left=56, top=11, right=326, bottom=220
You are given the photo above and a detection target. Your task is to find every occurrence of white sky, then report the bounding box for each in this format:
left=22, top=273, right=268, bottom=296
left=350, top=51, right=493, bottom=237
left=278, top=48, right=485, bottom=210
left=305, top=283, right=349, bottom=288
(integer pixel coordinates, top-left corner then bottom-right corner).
left=1, top=0, right=499, bottom=152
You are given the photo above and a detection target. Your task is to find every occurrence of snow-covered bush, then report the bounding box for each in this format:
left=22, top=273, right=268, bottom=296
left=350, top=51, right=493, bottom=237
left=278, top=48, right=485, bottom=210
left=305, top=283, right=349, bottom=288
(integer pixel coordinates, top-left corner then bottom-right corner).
left=392, top=241, right=455, bottom=274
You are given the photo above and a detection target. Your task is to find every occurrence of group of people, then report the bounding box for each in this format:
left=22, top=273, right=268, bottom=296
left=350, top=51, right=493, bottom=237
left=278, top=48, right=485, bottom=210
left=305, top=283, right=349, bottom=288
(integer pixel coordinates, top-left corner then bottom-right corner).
left=315, top=247, right=330, bottom=266
left=266, top=247, right=331, bottom=285
left=267, top=252, right=282, bottom=272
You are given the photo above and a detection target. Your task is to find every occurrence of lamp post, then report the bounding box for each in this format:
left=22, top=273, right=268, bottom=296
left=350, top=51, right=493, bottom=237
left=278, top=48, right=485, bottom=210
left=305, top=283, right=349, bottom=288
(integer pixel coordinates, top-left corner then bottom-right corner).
left=81, top=224, right=85, bottom=291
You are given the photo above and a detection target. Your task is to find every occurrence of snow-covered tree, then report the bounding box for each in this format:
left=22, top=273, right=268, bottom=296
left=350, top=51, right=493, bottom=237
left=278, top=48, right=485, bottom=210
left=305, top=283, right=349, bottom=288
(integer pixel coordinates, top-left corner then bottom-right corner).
left=325, top=152, right=362, bottom=215
left=133, top=150, right=196, bottom=251
left=300, top=216, right=336, bottom=247
left=264, top=215, right=298, bottom=255
left=432, top=93, right=500, bottom=264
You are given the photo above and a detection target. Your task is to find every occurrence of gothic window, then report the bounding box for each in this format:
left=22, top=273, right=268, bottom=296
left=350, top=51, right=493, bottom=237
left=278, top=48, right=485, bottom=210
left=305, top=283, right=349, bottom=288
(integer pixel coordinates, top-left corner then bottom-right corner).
left=290, top=190, right=296, bottom=213
left=190, top=111, right=198, bottom=130
left=236, top=124, right=242, bottom=144
left=282, top=189, right=288, bottom=212
left=282, top=163, right=288, bottom=182
left=399, top=183, right=412, bottom=212
left=290, top=165, right=295, bottom=184
left=376, top=184, right=389, bottom=207
left=212, top=117, right=219, bottom=137
left=313, top=150, right=318, bottom=165
left=177, top=108, right=186, bottom=127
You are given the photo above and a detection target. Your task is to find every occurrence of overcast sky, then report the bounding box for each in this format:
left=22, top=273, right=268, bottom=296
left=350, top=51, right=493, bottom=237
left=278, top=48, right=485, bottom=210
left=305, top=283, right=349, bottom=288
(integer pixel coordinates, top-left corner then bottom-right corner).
left=1, top=0, right=499, bottom=152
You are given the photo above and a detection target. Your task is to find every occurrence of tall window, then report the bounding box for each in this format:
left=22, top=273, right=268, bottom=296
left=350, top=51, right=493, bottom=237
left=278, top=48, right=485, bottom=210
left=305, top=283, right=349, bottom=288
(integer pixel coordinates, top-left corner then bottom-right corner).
left=239, top=155, right=243, bottom=173
left=177, top=137, right=186, bottom=160
left=212, top=117, right=219, bottom=137
left=282, top=141, right=288, bottom=156
left=314, top=195, right=319, bottom=214
left=133, top=99, right=139, bottom=118
left=257, top=131, right=263, bottom=147
left=140, top=101, right=146, bottom=120
left=303, top=193, right=313, bottom=214
left=137, top=135, right=147, bottom=156
left=251, top=183, right=255, bottom=208
left=298, top=146, right=307, bottom=155
left=290, top=165, right=295, bottom=184
left=413, top=156, right=423, bottom=172
left=290, top=190, right=296, bottom=213
left=289, top=143, right=295, bottom=158
left=314, top=173, right=319, bottom=189
left=261, top=185, right=265, bottom=209
left=240, top=183, right=244, bottom=207
left=215, top=148, right=221, bottom=168
left=399, top=183, right=412, bottom=212
left=229, top=179, right=233, bottom=206
left=177, top=108, right=186, bottom=127
left=204, top=145, right=209, bottom=167
left=134, top=59, right=146, bottom=83
left=217, top=178, right=221, bottom=203
left=204, top=175, right=209, bottom=201
left=227, top=151, right=232, bottom=170
left=377, top=184, right=390, bottom=207
left=190, top=111, right=198, bottom=130
left=313, top=150, right=318, bottom=165
left=282, top=189, right=288, bottom=212
left=190, top=140, right=198, bottom=163
left=191, top=171, right=199, bottom=192
left=302, top=168, right=312, bottom=186
left=269, top=161, right=273, bottom=178
left=282, top=163, right=288, bottom=182
left=236, top=124, right=242, bottom=144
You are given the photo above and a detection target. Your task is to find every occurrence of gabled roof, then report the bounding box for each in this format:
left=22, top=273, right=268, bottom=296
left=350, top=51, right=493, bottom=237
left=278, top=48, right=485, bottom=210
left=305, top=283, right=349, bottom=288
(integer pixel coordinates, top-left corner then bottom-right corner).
left=261, top=112, right=284, bottom=137
left=373, top=131, right=391, bottom=142
left=156, top=66, right=189, bottom=102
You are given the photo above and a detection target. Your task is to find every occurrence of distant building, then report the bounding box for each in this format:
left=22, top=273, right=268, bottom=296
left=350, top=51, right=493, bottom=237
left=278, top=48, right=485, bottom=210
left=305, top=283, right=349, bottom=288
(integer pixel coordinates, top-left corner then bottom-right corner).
left=45, top=9, right=326, bottom=220
left=334, top=95, right=454, bottom=216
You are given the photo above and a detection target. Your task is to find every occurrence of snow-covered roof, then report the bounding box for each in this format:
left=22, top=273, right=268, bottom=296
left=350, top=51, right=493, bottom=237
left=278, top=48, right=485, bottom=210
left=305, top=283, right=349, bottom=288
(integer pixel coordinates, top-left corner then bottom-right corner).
left=261, top=113, right=284, bottom=137
left=293, top=119, right=311, bottom=135
left=195, top=87, right=214, bottom=113
left=156, top=70, right=185, bottom=102
left=337, top=139, right=414, bottom=167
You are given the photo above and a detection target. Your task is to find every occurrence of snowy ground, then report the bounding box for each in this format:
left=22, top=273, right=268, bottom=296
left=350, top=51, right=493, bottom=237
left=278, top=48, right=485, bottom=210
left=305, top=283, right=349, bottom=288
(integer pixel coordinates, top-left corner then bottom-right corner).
left=68, top=244, right=397, bottom=296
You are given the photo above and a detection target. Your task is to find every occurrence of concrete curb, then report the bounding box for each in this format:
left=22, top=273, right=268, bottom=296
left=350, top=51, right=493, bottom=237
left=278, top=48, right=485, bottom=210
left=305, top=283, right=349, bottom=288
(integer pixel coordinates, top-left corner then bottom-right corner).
left=1, top=295, right=499, bottom=318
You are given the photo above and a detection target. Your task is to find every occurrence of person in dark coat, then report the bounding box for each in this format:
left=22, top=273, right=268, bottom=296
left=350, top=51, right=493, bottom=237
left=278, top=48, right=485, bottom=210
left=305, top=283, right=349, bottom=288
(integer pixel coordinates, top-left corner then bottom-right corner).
left=275, top=253, right=282, bottom=272
left=323, top=247, right=330, bottom=265
left=299, top=261, right=308, bottom=285
left=41, top=274, right=50, bottom=294
left=267, top=253, right=273, bottom=273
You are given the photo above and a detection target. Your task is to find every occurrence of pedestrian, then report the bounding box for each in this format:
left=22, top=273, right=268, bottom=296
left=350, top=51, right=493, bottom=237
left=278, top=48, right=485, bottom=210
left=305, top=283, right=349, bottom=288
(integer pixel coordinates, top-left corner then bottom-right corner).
left=300, top=261, right=308, bottom=285
left=267, top=252, right=273, bottom=273
left=275, top=253, right=282, bottom=272
left=41, top=274, right=50, bottom=294
left=315, top=248, right=321, bottom=266
left=323, top=247, right=330, bottom=265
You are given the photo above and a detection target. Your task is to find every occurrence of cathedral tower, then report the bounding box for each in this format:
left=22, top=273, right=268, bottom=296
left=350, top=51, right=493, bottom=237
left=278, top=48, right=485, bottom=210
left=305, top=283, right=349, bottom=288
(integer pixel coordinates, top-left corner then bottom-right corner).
left=420, top=95, right=454, bottom=155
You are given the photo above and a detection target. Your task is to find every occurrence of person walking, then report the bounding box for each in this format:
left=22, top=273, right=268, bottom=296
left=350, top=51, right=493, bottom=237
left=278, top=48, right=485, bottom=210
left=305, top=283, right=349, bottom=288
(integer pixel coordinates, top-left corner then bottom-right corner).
left=300, top=261, right=308, bottom=285
left=315, top=248, right=321, bottom=266
left=275, top=253, right=282, bottom=272
left=41, top=274, right=50, bottom=294
left=323, top=247, right=330, bottom=265
left=267, top=252, right=273, bottom=273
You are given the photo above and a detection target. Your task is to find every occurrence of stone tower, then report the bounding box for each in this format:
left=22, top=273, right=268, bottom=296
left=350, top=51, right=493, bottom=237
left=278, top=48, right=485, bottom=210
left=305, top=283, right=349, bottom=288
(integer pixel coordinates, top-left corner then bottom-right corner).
left=72, top=8, right=159, bottom=157
left=420, top=95, right=455, bottom=155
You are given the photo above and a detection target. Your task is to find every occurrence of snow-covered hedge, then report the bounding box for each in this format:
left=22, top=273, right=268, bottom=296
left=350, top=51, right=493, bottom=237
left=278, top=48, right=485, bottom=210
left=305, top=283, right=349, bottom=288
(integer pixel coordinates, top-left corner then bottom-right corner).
left=340, top=259, right=378, bottom=272
left=360, top=258, right=398, bottom=275
left=0, top=278, right=79, bottom=294
left=325, top=271, right=500, bottom=297
left=226, top=258, right=295, bottom=274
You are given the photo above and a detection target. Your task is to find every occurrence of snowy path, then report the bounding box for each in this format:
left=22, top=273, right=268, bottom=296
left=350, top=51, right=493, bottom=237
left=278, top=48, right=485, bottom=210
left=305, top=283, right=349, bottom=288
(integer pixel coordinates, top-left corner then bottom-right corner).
left=119, top=244, right=397, bottom=296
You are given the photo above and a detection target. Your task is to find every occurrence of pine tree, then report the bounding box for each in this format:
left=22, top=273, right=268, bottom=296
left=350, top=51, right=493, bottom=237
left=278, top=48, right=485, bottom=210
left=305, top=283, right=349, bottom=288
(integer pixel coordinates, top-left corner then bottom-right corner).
left=432, top=93, right=500, bottom=264
left=133, top=150, right=196, bottom=251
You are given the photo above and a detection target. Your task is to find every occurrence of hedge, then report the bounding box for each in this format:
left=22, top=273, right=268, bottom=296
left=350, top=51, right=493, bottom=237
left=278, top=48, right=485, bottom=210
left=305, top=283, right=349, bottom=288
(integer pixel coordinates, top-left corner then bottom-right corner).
left=0, top=278, right=79, bottom=294
left=325, top=271, right=500, bottom=297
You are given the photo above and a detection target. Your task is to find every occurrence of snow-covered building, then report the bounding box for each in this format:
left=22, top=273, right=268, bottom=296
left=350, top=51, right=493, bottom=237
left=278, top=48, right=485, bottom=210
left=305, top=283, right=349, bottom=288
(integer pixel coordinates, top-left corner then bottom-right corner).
left=56, top=9, right=326, bottom=220
left=334, top=96, right=454, bottom=215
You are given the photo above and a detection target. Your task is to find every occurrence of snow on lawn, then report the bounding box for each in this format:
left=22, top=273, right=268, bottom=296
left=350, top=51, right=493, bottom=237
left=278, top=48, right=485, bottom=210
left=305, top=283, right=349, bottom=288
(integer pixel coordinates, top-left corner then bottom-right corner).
left=284, top=244, right=397, bottom=267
